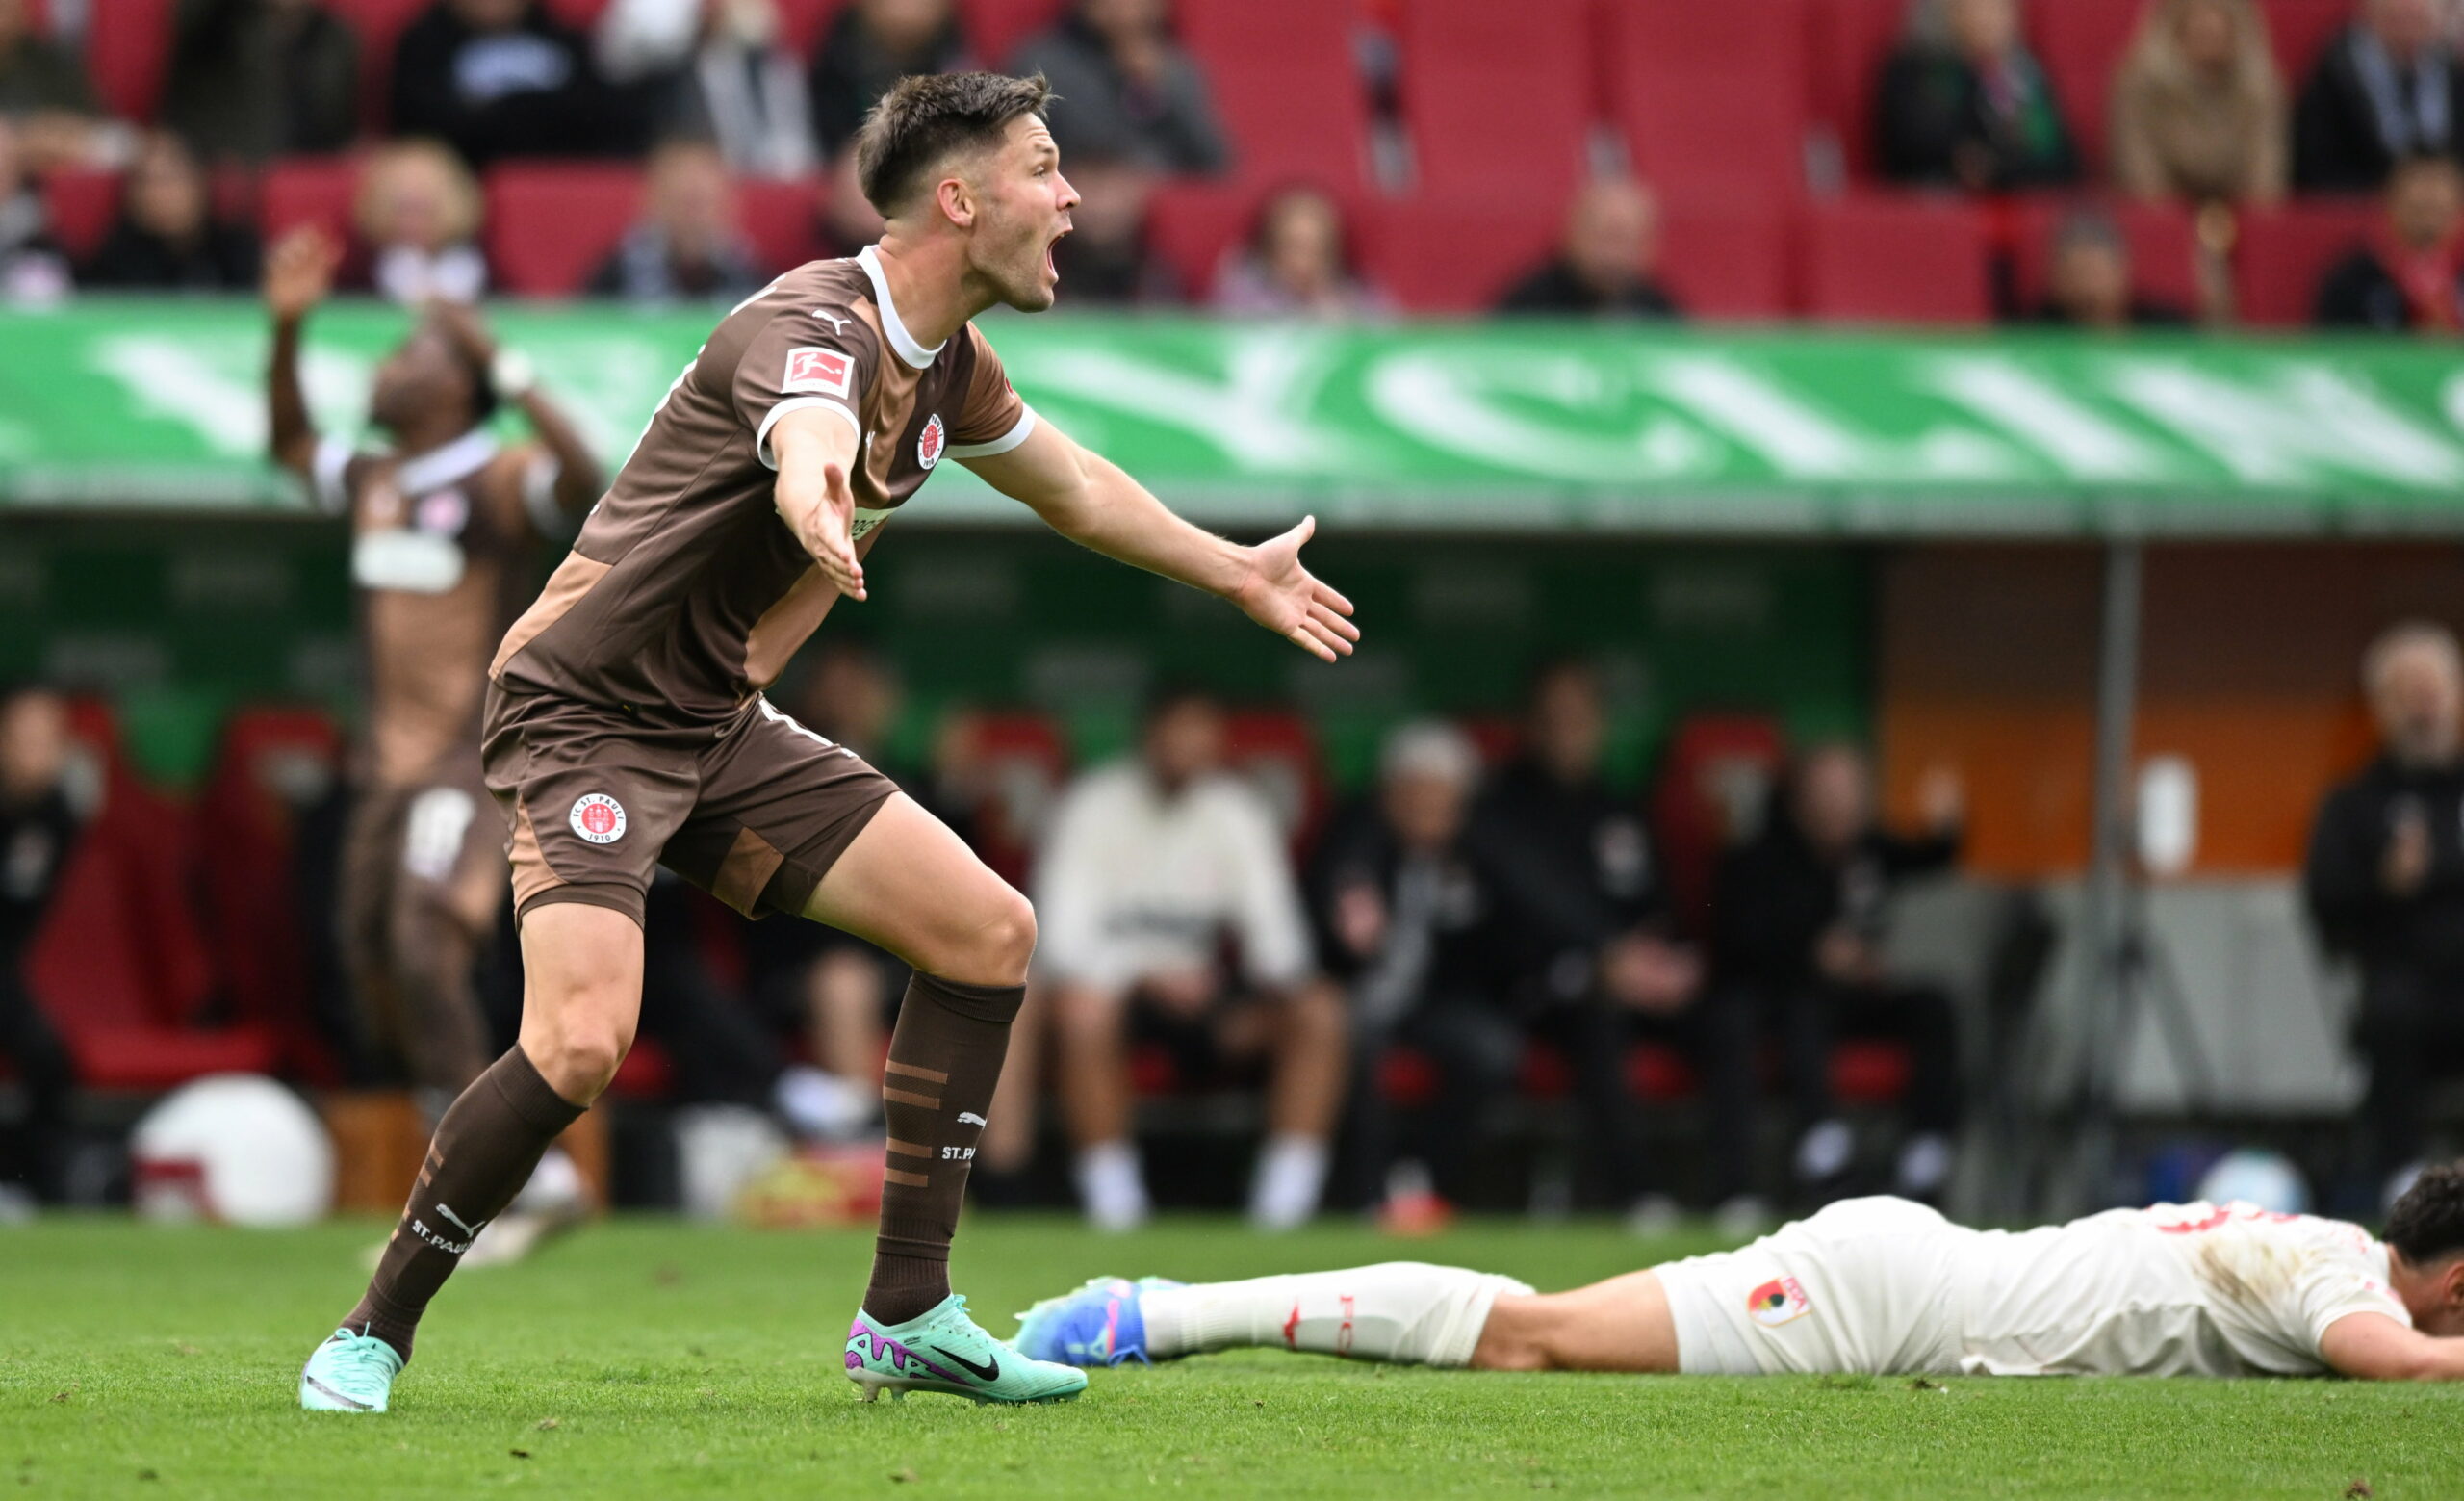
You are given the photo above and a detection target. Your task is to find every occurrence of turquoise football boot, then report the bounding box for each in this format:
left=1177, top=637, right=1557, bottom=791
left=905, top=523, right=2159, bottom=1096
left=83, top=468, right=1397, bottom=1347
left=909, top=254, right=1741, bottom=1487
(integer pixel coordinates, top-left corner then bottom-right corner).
left=299, top=1327, right=403, bottom=1412
left=1013, top=1276, right=1184, bottom=1368
left=845, top=1294, right=1087, bottom=1404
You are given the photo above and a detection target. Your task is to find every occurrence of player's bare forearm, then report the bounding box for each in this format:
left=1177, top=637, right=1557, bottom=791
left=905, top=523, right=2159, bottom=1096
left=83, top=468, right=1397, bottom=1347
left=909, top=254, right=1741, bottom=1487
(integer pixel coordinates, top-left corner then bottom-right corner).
left=266, top=314, right=318, bottom=478
left=770, top=405, right=867, bottom=600
left=515, top=389, right=605, bottom=516
left=2321, top=1312, right=2464, bottom=1381
left=968, top=422, right=1359, bottom=661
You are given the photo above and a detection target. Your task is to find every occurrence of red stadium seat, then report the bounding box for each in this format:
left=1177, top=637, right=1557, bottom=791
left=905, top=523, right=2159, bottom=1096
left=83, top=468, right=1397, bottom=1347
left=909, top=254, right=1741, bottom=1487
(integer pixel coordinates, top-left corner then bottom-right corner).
left=1223, top=707, right=1330, bottom=852
left=1357, top=194, right=1558, bottom=314
left=484, top=161, right=645, bottom=295
left=2235, top=200, right=2376, bottom=326
left=86, top=0, right=174, bottom=121
left=958, top=710, right=1069, bottom=887
left=608, top=1039, right=675, bottom=1100
left=1810, top=0, right=1906, bottom=181
left=1801, top=194, right=1993, bottom=323
left=2259, top=0, right=2349, bottom=88
left=1605, top=0, right=1811, bottom=202
left=1832, top=1040, right=1913, bottom=1104
left=1176, top=0, right=1370, bottom=188
left=1627, top=1043, right=1698, bottom=1102
left=1399, top=0, right=1593, bottom=201
left=2022, top=0, right=2140, bottom=172
left=735, top=174, right=827, bottom=274
left=1649, top=712, right=1786, bottom=940
left=1143, top=175, right=1372, bottom=306
left=538, top=0, right=611, bottom=31
left=964, top=0, right=1064, bottom=67
left=2007, top=196, right=2201, bottom=316
left=38, top=168, right=118, bottom=260
left=26, top=701, right=244, bottom=1093
left=773, top=0, right=852, bottom=56
left=261, top=156, right=362, bottom=241
left=1659, top=195, right=1796, bottom=320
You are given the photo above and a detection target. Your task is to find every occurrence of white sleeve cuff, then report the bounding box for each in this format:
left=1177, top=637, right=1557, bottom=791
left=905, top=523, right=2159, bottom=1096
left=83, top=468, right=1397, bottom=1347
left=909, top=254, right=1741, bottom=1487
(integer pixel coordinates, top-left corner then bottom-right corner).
left=310, top=434, right=355, bottom=515
left=522, top=453, right=570, bottom=538
left=757, top=397, right=861, bottom=470
left=948, top=405, right=1037, bottom=459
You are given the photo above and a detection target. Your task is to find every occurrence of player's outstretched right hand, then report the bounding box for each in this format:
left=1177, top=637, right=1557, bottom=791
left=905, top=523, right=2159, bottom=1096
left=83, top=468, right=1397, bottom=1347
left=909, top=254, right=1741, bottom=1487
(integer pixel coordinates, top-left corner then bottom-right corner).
left=266, top=226, right=341, bottom=321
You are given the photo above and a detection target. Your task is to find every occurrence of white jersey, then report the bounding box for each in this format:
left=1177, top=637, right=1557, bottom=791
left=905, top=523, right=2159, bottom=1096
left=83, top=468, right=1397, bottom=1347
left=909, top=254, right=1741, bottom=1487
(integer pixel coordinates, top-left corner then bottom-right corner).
left=1657, top=1198, right=2409, bottom=1378
left=1031, top=762, right=1314, bottom=992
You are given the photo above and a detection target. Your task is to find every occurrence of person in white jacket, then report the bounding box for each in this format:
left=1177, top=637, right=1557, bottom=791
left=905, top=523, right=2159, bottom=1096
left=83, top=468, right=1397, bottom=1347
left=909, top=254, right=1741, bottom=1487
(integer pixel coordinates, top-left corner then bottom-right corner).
left=1003, top=687, right=1346, bottom=1232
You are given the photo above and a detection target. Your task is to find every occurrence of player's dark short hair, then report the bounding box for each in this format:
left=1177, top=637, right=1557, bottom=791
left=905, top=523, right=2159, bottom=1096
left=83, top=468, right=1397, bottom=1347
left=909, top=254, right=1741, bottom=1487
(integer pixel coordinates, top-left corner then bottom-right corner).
left=2387, top=1162, right=2464, bottom=1265
left=854, top=71, right=1053, bottom=216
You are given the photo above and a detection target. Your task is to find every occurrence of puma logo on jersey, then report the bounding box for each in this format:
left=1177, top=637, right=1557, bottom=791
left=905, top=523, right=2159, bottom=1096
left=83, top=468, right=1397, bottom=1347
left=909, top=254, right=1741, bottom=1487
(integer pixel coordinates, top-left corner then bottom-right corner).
left=957, top=1111, right=988, bottom=1127
left=811, top=310, right=851, bottom=334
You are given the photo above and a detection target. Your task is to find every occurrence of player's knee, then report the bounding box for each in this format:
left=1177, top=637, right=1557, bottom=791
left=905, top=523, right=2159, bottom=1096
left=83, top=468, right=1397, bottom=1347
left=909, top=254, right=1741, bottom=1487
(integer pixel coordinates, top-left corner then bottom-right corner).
left=1467, top=1296, right=1554, bottom=1372
left=963, top=887, right=1037, bottom=985
left=1283, top=983, right=1348, bottom=1048
left=527, top=1018, right=632, bottom=1103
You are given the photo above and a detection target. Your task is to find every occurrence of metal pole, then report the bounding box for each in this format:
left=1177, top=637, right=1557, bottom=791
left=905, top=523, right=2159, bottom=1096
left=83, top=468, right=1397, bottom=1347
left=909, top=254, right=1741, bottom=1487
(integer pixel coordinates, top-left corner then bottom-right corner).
left=2065, top=538, right=2143, bottom=1216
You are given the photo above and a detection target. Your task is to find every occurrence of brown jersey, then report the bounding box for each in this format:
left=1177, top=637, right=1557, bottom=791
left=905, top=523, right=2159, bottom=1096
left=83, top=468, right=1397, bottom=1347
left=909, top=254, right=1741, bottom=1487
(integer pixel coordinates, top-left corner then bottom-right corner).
left=490, top=247, right=1034, bottom=726
left=313, top=427, right=566, bottom=787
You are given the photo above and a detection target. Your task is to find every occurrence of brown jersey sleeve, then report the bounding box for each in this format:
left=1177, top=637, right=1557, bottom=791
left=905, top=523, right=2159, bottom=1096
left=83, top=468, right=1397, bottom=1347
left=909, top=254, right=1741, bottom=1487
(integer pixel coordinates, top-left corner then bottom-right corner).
left=734, top=302, right=883, bottom=471
left=945, top=324, right=1036, bottom=458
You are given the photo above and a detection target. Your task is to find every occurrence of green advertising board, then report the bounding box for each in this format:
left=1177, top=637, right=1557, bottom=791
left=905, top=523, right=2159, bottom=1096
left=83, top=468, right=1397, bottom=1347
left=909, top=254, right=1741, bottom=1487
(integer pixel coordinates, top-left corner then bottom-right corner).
left=7, top=300, right=2464, bottom=533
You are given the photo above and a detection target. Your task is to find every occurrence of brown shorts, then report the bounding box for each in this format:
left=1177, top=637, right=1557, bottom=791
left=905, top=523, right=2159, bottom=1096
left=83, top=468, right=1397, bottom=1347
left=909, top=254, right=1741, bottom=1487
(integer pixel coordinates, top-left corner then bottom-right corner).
left=481, top=686, right=898, bottom=927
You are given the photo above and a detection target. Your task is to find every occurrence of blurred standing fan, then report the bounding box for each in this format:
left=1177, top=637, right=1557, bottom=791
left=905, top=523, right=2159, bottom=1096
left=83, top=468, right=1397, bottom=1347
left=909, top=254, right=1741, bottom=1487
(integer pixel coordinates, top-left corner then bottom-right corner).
left=131, top=1075, right=335, bottom=1227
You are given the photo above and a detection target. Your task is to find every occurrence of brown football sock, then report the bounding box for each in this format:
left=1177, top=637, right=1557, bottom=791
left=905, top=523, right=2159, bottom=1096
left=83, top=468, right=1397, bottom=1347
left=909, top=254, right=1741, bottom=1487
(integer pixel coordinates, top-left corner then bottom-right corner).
left=863, top=972, right=1023, bottom=1326
left=345, top=1046, right=585, bottom=1361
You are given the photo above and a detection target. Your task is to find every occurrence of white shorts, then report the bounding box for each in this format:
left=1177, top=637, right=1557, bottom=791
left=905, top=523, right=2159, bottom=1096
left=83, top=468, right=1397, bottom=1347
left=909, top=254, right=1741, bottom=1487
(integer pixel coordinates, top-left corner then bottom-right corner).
left=1655, top=1198, right=1976, bottom=1375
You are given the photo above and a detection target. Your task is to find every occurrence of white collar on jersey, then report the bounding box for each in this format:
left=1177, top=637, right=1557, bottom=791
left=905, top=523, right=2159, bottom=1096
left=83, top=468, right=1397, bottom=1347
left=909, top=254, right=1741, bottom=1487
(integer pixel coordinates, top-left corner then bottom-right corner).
left=857, top=244, right=944, bottom=371
left=390, top=427, right=501, bottom=495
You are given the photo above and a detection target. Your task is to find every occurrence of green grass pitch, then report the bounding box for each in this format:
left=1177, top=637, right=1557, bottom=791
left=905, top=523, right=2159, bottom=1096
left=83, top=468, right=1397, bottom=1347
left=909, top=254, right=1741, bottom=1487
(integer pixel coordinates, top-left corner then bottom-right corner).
left=4, top=1215, right=2463, bottom=1499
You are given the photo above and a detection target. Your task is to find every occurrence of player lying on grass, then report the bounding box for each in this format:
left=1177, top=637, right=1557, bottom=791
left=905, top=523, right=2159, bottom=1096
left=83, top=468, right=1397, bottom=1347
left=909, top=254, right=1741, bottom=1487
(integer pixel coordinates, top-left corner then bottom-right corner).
left=1016, top=1165, right=2464, bottom=1382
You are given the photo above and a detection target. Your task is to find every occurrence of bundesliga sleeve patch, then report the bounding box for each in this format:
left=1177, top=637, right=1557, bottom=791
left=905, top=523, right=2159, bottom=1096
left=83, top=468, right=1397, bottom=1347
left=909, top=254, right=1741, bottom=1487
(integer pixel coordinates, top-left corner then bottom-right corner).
left=783, top=347, right=855, bottom=398
left=569, top=792, right=628, bottom=844
left=1747, top=1276, right=1812, bottom=1328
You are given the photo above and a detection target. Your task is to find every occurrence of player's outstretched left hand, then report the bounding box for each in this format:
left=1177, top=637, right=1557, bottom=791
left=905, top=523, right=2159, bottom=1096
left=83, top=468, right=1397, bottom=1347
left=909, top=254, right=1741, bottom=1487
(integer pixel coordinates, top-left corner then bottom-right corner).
left=1231, top=516, right=1357, bottom=663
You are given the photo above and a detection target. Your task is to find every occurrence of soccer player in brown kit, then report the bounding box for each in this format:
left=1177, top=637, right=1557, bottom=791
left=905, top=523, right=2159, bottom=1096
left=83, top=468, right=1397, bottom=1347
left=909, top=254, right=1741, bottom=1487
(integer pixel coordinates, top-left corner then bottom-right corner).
left=298, top=70, right=1360, bottom=1412
left=262, top=231, right=607, bottom=1273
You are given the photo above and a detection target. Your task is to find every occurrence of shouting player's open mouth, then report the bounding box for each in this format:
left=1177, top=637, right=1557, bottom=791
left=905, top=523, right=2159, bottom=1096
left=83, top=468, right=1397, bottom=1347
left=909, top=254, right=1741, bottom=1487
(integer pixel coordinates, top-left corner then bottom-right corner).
left=1044, top=222, right=1071, bottom=285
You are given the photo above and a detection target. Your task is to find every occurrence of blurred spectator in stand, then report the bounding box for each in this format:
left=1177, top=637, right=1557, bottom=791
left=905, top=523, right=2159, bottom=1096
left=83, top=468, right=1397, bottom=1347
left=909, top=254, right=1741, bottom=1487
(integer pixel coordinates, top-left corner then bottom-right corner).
left=1498, top=177, right=1681, bottom=318
left=0, top=116, right=68, bottom=304
left=351, top=138, right=489, bottom=304
left=808, top=0, right=969, bottom=164
left=815, top=145, right=886, bottom=257
left=597, top=0, right=815, bottom=177
left=1017, top=687, right=1346, bottom=1232
left=1046, top=156, right=1180, bottom=304
left=162, top=0, right=360, bottom=166
left=2317, top=151, right=2464, bottom=329
left=2110, top=0, right=2287, bottom=206
left=1472, top=661, right=1761, bottom=1235
left=0, top=0, right=116, bottom=171
left=1013, top=0, right=1230, bottom=176
left=390, top=0, right=614, bottom=168
left=0, top=684, right=79, bottom=1219
left=1310, top=722, right=1529, bottom=1231
left=588, top=137, right=765, bottom=301
left=80, top=132, right=260, bottom=291
left=1211, top=183, right=1394, bottom=320
left=2295, top=0, right=2464, bottom=193
left=1876, top=0, right=2081, bottom=192
left=1711, top=744, right=1966, bottom=1209
left=2022, top=206, right=2194, bottom=328
left=2305, top=622, right=2464, bottom=1209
